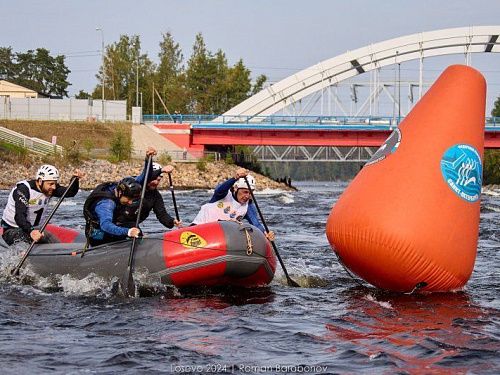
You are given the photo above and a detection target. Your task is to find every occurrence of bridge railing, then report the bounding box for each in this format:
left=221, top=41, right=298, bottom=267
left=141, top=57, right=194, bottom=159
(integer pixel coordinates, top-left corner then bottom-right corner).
left=143, top=114, right=219, bottom=123
left=143, top=114, right=500, bottom=129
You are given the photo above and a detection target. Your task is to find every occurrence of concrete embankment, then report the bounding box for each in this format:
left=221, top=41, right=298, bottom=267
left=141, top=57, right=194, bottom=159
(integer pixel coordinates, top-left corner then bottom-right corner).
left=0, top=159, right=294, bottom=191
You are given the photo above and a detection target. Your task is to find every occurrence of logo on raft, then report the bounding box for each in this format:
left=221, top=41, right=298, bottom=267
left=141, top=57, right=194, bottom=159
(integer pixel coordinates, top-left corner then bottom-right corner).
left=440, top=144, right=482, bottom=203
left=180, top=231, right=208, bottom=249
left=365, top=128, right=401, bottom=166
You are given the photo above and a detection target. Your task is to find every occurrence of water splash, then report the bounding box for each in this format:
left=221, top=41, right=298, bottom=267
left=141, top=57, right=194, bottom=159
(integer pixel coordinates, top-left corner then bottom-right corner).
left=277, top=192, right=295, bottom=204
left=364, top=293, right=394, bottom=309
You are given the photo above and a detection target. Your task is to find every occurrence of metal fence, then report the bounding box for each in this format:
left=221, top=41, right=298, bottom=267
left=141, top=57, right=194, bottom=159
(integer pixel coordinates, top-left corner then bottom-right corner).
left=0, top=126, right=63, bottom=154
left=0, top=97, right=127, bottom=122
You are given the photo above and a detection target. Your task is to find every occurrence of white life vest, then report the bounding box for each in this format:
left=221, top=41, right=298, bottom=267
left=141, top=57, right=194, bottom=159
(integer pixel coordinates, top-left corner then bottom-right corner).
left=192, top=191, right=248, bottom=225
left=1, top=180, right=50, bottom=228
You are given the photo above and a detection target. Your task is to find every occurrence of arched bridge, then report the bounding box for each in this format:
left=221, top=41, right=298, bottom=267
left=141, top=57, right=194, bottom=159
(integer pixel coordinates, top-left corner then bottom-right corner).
left=216, top=25, right=500, bottom=119
left=145, top=26, right=500, bottom=161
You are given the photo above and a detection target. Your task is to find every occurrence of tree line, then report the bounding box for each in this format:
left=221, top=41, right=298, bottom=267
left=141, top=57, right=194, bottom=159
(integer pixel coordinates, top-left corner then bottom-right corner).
left=83, top=32, right=266, bottom=115
left=0, top=47, right=70, bottom=97
left=1, top=32, right=266, bottom=115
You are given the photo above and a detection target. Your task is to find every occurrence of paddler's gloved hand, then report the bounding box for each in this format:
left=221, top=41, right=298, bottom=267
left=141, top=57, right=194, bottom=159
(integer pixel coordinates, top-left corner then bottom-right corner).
left=72, top=169, right=85, bottom=179
left=30, top=229, right=44, bottom=242
left=265, top=231, right=275, bottom=242
left=145, top=146, right=157, bottom=158
left=127, top=227, right=141, bottom=238
left=163, top=165, right=174, bottom=174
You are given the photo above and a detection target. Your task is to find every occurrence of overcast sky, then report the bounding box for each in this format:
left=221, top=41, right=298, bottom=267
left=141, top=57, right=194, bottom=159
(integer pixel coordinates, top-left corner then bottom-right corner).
left=2, top=0, right=499, bottom=113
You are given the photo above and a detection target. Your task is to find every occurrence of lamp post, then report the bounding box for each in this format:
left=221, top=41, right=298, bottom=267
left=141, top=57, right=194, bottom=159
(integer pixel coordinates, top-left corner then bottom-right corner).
left=135, top=40, right=139, bottom=107
left=96, top=27, right=105, bottom=121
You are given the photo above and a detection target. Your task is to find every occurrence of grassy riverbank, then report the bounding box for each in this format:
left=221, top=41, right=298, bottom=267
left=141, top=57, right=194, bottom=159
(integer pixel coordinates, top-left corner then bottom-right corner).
left=0, top=119, right=131, bottom=151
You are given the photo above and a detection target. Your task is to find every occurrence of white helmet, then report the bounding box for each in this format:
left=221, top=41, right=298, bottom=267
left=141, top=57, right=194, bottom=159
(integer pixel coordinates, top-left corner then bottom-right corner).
left=36, top=164, right=60, bottom=181
left=233, top=175, right=255, bottom=191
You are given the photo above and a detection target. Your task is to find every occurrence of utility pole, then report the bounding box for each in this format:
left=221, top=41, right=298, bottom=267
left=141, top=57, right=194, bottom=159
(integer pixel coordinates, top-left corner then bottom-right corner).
left=96, top=27, right=105, bottom=121
left=136, top=40, right=140, bottom=107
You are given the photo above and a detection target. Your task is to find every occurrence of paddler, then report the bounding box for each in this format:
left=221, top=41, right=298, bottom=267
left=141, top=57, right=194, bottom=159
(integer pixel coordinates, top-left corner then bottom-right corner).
left=192, top=167, right=275, bottom=241
left=1, top=164, right=84, bottom=245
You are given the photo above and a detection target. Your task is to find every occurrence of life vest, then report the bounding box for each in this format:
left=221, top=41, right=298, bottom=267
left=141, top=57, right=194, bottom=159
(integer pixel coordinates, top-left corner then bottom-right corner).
left=192, top=191, right=248, bottom=225
left=1, top=180, right=50, bottom=228
left=83, top=182, right=138, bottom=238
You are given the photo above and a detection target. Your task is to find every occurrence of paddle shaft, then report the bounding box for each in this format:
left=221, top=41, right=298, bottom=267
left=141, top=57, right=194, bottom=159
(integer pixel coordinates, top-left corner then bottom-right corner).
left=124, top=155, right=152, bottom=297
left=12, top=176, right=78, bottom=276
left=243, top=177, right=300, bottom=287
left=167, top=173, right=180, bottom=221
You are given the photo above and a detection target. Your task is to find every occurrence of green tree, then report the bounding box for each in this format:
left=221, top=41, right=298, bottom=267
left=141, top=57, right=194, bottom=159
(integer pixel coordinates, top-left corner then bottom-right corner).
left=75, top=90, right=91, bottom=99
left=483, top=150, right=500, bottom=185
left=185, top=33, right=215, bottom=113
left=224, top=59, right=252, bottom=110
left=90, top=32, right=267, bottom=115
left=251, top=74, right=267, bottom=95
left=109, top=130, right=132, bottom=162
left=94, top=35, right=154, bottom=113
left=155, top=32, right=189, bottom=114
left=207, top=50, right=230, bottom=113
left=14, top=48, right=70, bottom=97
left=492, top=96, right=500, bottom=117
left=0, top=47, right=16, bottom=80
left=185, top=34, right=261, bottom=114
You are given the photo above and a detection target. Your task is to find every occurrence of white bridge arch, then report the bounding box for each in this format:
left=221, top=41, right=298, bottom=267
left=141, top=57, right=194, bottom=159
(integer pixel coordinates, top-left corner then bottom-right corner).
left=220, top=26, right=500, bottom=119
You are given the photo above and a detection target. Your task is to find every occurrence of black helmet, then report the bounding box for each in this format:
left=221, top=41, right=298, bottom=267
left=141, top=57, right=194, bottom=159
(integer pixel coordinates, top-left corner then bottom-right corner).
left=149, top=162, right=163, bottom=182
left=117, top=177, right=142, bottom=199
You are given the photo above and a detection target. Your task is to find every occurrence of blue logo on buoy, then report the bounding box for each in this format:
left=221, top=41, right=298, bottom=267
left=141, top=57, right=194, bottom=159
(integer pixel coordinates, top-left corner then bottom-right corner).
left=440, top=144, right=482, bottom=202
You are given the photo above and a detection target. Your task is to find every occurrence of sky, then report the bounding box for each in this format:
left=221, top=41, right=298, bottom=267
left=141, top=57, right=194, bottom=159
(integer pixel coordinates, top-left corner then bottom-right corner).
left=2, top=0, right=500, bottom=114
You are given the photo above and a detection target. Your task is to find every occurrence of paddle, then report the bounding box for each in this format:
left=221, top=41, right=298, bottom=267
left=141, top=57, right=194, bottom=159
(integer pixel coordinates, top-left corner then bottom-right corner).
left=167, top=172, right=180, bottom=221
left=11, top=176, right=78, bottom=277
left=123, top=155, right=152, bottom=297
left=244, top=176, right=300, bottom=287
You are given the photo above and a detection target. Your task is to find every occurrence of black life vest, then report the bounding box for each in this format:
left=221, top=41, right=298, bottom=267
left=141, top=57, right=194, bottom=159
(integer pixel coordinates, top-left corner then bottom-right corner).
left=83, top=182, right=139, bottom=238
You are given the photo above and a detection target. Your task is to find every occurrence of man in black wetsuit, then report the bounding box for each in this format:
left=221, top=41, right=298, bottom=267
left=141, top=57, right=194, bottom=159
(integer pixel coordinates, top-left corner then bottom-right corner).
left=1, top=164, right=84, bottom=245
left=137, top=162, right=182, bottom=229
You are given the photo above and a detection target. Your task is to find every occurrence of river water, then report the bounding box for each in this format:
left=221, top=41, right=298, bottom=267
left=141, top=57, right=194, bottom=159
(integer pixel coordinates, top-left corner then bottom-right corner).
left=0, top=181, right=498, bottom=374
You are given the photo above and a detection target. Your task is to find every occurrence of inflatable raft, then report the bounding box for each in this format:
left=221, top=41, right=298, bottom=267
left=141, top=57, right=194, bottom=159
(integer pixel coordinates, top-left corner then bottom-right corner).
left=0, top=221, right=276, bottom=288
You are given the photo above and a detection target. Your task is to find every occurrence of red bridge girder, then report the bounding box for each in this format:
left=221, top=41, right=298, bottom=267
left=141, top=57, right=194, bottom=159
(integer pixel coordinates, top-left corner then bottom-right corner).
left=191, top=128, right=500, bottom=148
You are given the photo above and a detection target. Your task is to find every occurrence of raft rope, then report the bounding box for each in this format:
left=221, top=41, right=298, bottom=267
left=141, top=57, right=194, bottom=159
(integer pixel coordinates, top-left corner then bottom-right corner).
left=29, top=234, right=268, bottom=260
left=80, top=239, right=90, bottom=258
left=243, top=228, right=254, bottom=256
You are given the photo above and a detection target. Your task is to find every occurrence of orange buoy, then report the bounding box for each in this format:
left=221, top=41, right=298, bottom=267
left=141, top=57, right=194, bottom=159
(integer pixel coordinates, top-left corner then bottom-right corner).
left=326, top=65, right=486, bottom=292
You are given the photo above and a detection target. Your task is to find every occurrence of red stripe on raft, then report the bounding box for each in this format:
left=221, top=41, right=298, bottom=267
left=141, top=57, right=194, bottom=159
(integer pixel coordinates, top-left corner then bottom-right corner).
left=171, top=262, right=228, bottom=287
left=0, top=225, right=79, bottom=243
left=265, top=241, right=277, bottom=274
left=163, top=222, right=228, bottom=286
left=46, top=224, right=80, bottom=243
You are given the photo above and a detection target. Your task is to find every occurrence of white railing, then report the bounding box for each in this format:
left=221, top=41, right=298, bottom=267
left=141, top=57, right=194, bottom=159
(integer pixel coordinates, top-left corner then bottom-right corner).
left=0, top=126, right=63, bottom=155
